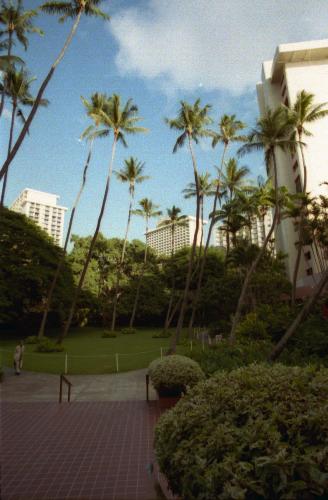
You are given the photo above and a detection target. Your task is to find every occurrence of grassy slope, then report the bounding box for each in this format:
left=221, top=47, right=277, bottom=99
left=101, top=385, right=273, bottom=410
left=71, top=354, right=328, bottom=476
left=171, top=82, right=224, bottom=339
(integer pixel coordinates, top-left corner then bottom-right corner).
left=0, top=327, right=189, bottom=374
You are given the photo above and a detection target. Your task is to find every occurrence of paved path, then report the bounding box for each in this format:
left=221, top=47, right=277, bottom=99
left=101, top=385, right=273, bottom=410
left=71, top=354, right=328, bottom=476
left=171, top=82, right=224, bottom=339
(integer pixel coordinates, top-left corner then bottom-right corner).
left=1, top=368, right=157, bottom=402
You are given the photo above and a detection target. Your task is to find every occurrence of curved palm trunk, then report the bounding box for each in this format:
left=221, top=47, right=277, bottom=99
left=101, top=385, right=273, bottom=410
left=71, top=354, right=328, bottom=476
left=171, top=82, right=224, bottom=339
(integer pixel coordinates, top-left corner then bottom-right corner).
left=270, top=268, right=328, bottom=361
left=0, top=30, right=12, bottom=120
left=57, top=135, right=117, bottom=344
left=0, top=9, right=83, bottom=182
left=0, top=98, right=16, bottom=207
left=291, top=135, right=307, bottom=304
left=187, top=143, right=228, bottom=335
left=129, top=217, right=149, bottom=328
left=171, top=135, right=200, bottom=351
left=38, top=140, right=94, bottom=339
left=111, top=194, right=134, bottom=331
left=163, top=225, right=176, bottom=332
left=229, top=151, right=279, bottom=344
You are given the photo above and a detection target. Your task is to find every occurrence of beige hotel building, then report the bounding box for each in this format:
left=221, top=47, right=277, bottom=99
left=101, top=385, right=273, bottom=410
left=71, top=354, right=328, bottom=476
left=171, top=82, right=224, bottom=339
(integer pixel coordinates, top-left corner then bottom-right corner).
left=257, top=39, right=328, bottom=293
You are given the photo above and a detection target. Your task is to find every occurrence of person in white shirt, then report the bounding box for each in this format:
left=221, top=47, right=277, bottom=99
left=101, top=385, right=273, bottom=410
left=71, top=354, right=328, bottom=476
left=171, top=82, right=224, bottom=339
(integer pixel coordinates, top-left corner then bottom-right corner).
left=13, top=341, right=25, bottom=375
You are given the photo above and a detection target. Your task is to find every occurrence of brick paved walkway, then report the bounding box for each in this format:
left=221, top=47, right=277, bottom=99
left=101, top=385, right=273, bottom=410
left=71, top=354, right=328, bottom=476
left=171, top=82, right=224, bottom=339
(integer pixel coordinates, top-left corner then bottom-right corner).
left=2, top=400, right=167, bottom=500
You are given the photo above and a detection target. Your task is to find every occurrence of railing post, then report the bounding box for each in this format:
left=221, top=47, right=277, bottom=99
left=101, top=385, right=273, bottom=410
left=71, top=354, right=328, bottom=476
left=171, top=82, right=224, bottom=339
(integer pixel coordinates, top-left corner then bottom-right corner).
left=115, top=353, right=119, bottom=373
left=160, top=347, right=163, bottom=359
left=64, top=353, right=68, bottom=375
left=190, top=340, right=193, bottom=351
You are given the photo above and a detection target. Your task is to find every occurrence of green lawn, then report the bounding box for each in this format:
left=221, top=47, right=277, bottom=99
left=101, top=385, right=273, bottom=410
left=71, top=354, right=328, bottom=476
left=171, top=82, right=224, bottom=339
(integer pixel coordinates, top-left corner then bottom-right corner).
left=0, top=327, right=192, bottom=374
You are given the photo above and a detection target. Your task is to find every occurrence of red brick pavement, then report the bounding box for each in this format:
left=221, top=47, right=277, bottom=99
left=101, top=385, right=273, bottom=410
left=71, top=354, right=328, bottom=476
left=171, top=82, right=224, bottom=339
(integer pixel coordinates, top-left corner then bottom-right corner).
left=1, top=401, right=167, bottom=500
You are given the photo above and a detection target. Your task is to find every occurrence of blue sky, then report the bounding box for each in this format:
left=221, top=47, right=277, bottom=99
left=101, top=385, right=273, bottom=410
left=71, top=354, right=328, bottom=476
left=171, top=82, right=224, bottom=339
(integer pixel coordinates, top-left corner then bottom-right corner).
left=2, top=0, right=328, bottom=244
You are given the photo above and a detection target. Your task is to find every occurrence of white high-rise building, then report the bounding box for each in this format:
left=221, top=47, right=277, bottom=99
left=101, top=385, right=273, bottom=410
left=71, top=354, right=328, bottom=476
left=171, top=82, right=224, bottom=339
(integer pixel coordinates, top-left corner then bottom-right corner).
left=257, top=39, right=328, bottom=290
left=11, top=188, right=67, bottom=247
left=146, top=216, right=206, bottom=256
left=215, top=212, right=273, bottom=249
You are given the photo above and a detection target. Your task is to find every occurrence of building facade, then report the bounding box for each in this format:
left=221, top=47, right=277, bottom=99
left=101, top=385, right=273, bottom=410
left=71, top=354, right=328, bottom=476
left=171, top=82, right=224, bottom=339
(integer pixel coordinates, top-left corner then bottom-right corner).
left=215, top=211, right=273, bottom=249
left=146, top=216, right=206, bottom=256
left=257, top=39, right=328, bottom=290
left=11, top=188, right=67, bottom=247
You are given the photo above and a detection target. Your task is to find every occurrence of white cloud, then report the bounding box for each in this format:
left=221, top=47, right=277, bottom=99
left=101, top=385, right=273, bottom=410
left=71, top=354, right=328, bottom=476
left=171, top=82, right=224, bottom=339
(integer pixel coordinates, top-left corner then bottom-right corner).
left=109, top=0, right=328, bottom=94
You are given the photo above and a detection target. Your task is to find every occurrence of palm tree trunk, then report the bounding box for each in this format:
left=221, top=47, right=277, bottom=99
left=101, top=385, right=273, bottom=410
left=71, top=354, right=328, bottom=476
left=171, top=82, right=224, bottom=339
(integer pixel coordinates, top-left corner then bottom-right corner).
left=129, top=218, right=149, bottom=328
left=57, top=134, right=117, bottom=344
left=229, top=151, right=279, bottom=344
left=111, top=195, right=134, bottom=331
left=172, top=135, right=200, bottom=350
left=0, top=9, right=83, bottom=182
left=291, top=135, right=307, bottom=304
left=269, top=268, right=328, bottom=361
left=1, top=99, right=16, bottom=207
left=38, top=140, right=94, bottom=339
left=187, top=143, right=228, bottom=335
left=0, top=30, right=12, bottom=119
left=163, top=225, right=175, bottom=332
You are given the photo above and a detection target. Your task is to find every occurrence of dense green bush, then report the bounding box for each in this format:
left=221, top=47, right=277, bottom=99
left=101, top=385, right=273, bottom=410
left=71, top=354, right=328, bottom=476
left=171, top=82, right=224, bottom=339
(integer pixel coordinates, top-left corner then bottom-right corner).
left=148, top=355, right=205, bottom=396
left=155, top=364, right=328, bottom=499
left=235, top=312, right=269, bottom=340
left=189, top=340, right=272, bottom=375
left=121, top=327, right=137, bottom=335
left=102, top=331, right=117, bottom=338
left=35, top=338, right=64, bottom=353
left=152, top=330, right=171, bottom=338
left=24, top=335, right=39, bottom=344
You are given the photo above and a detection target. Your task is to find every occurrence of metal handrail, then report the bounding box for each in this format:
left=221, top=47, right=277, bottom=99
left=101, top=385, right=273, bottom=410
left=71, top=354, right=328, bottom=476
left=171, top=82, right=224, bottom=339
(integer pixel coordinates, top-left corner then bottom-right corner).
left=59, top=373, right=72, bottom=403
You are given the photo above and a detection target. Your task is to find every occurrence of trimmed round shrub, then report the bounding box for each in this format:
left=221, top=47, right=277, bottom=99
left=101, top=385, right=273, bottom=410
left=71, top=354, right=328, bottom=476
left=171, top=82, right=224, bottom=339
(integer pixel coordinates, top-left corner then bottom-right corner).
left=152, top=330, right=171, bottom=338
left=121, top=327, right=137, bottom=335
left=149, top=355, right=205, bottom=397
left=35, top=338, right=64, bottom=353
left=155, top=364, right=328, bottom=498
left=24, top=335, right=39, bottom=344
left=102, top=331, right=117, bottom=338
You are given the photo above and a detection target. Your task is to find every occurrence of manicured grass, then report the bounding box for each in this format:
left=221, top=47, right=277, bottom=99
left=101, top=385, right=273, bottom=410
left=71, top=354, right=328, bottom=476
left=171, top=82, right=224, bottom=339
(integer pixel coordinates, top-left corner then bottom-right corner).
left=0, top=327, right=191, bottom=374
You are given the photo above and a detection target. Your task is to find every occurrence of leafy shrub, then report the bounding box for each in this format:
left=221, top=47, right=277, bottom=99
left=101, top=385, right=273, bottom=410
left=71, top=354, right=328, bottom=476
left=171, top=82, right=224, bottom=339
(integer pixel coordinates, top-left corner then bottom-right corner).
left=120, top=327, right=137, bottom=335
left=152, top=330, right=171, bottom=338
left=255, top=303, right=294, bottom=342
left=235, top=312, right=269, bottom=340
left=24, top=335, right=39, bottom=344
left=292, top=315, right=328, bottom=358
left=102, top=331, right=117, bottom=338
left=148, top=355, right=205, bottom=396
left=189, top=340, right=272, bottom=376
left=155, top=364, right=328, bottom=499
left=35, top=338, right=64, bottom=353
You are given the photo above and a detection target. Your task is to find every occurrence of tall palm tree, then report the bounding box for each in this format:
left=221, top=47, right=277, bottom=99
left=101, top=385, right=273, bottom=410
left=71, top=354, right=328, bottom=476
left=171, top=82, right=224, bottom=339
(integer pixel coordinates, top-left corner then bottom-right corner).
left=166, top=99, right=213, bottom=349
left=37, top=92, right=105, bottom=339
left=187, top=115, right=246, bottom=333
left=129, top=198, right=161, bottom=327
left=158, top=205, right=188, bottom=332
left=286, top=90, right=328, bottom=304
left=0, top=67, right=49, bottom=206
left=58, top=94, right=147, bottom=343
left=229, top=106, right=297, bottom=343
left=0, top=0, right=42, bottom=118
left=110, top=157, right=149, bottom=331
left=183, top=172, right=214, bottom=249
left=0, top=0, right=110, bottom=182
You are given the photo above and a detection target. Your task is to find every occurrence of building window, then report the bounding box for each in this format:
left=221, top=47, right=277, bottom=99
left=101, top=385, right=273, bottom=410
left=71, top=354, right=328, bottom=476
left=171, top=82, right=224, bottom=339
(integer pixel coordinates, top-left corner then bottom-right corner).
left=284, top=95, right=289, bottom=107
left=304, top=251, right=311, bottom=260
left=292, top=160, right=299, bottom=172
left=306, top=267, right=313, bottom=276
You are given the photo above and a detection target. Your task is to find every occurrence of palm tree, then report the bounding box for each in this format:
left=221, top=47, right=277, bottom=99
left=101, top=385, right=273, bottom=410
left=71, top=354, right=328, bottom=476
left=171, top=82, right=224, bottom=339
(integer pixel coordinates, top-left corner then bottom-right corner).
left=183, top=172, right=214, bottom=250
left=166, top=99, right=213, bottom=348
left=110, top=157, right=149, bottom=331
left=0, top=0, right=42, bottom=118
left=58, top=94, right=147, bottom=343
left=158, top=205, right=188, bottom=332
left=0, top=67, right=49, bottom=206
left=187, top=115, right=246, bottom=333
left=129, top=198, right=161, bottom=327
left=286, top=91, right=328, bottom=304
left=0, top=0, right=110, bottom=182
left=37, top=93, right=105, bottom=339
left=229, top=106, right=297, bottom=344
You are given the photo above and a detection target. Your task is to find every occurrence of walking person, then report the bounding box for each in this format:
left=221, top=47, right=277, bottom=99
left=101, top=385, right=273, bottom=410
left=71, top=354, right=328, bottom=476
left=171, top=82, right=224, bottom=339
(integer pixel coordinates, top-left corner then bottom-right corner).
left=13, top=340, right=24, bottom=375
